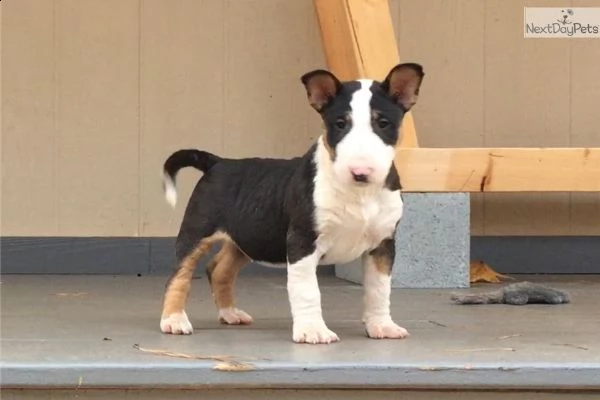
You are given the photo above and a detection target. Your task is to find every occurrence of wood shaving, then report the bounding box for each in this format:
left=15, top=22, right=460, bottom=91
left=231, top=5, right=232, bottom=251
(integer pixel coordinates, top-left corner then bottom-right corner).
left=133, top=344, right=257, bottom=371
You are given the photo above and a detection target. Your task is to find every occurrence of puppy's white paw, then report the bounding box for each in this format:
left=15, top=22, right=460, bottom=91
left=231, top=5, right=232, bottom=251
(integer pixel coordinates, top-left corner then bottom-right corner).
left=365, top=318, right=409, bottom=339
left=293, top=320, right=339, bottom=344
left=160, top=311, right=193, bottom=335
left=218, top=307, right=254, bottom=325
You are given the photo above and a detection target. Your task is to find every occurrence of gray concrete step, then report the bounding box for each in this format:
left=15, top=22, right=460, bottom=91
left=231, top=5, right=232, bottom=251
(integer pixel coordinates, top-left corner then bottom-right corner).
left=1, top=275, right=599, bottom=392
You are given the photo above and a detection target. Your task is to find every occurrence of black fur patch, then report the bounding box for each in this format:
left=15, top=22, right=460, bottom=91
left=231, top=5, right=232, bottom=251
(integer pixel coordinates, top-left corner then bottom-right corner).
left=368, top=83, right=404, bottom=147
left=384, top=164, right=402, bottom=191
left=174, top=145, right=319, bottom=265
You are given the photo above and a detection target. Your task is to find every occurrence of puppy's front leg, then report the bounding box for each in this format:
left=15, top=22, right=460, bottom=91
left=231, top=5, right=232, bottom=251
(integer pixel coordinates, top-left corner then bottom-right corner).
left=363, top=237, right=409, bottom=339
left=286, top=231, right=339, bottom=344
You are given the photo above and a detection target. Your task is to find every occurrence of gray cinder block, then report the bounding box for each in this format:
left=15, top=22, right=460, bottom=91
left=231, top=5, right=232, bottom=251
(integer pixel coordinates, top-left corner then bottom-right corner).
left=335, top=193, right=470, bottom=289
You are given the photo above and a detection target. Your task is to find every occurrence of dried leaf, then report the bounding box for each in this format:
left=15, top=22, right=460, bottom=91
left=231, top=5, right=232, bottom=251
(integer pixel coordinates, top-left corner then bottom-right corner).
left=469, top=261, right=514, bottom=283
left=446, top=347, right=515, bottom=353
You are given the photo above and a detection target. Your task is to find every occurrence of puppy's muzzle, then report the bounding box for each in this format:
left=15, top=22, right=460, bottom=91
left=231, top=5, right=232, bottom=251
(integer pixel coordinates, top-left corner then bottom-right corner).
left=350, top=166, right=374, bottom=183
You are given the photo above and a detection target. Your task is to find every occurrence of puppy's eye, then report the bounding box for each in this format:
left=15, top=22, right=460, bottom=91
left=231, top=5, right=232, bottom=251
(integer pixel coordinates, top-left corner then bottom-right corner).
left=335, top=118, right=347, bottom=129
left=377, top=118, right=390, bottom=129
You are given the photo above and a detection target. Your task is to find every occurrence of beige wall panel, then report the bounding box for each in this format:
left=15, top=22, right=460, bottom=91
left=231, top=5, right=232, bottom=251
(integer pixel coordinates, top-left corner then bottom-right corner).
left=1, top=0, right=3, bottom=231
left=482, top=0, right=571, bottom=236
left=141, top=0, right=326, bottom=237
left=305, top=2, right=328, bottom=148
left=222, top=0, right=321, bottom=160
left=54, top=0, right=140, bottom=236
left=394, top=0, right=486, bottom=234
left=139, top=0, right=226, bottom=237
left=569, top=1, right=600, bottom=235
left=1, top=0, right=598, bottom=237
left=395, top=0, right=485, bottom=148
left=1, top=0, right=57, bottom=236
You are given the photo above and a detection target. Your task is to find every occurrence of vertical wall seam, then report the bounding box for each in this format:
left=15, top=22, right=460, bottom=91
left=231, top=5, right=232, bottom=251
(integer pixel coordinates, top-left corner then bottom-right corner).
left=137, top=0, right=143, bottom=237
left=481, top=1, right=487, bottom=236
left=567, top=0, right=574, bottom=234
left=53, top=0, right=60, bottom=235
left=221, top=0, right=227, bottom=155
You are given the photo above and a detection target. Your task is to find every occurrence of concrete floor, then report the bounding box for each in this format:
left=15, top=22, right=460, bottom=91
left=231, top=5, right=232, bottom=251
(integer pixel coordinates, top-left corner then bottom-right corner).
left=1, top=274, right=599, bottom=392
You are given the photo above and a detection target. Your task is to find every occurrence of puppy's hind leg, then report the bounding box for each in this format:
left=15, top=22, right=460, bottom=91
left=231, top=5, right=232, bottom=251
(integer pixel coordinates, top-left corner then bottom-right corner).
left=160, top=229, right=223, bottom=335
left=206, top=240, right=253, bottom=325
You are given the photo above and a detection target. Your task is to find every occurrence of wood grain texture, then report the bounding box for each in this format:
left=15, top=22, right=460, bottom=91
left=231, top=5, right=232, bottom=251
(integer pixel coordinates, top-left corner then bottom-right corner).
left=313, top=0, right=419, bottom=147
left=396, top=148, right=600, bottom=193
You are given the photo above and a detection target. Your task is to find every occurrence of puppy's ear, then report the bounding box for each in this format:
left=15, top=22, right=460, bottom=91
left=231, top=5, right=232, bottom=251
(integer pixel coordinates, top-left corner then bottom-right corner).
left=380, top=63, right=425, bottom=111
left=300, top=69, right=342, bottom=112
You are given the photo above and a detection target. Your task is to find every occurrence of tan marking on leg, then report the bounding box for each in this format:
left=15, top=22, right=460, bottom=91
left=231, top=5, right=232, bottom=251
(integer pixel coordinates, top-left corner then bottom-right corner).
left=368, top=237, right=396, bottom=275
left=372, top=253, right=392, bottom=275
left=207, top=240, right=252, bottom=325
left=161, top=232, right=228, bottom=319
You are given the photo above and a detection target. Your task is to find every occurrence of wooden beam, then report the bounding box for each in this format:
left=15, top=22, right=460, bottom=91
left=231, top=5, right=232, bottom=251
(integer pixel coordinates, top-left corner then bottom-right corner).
left=312, top=0, right=419, bottom=147
left=395, top=148, right=600, bottom=192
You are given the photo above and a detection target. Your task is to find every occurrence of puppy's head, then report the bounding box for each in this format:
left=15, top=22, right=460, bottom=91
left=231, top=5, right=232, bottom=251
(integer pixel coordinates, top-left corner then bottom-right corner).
left=301, top=63, right=424, bottom=186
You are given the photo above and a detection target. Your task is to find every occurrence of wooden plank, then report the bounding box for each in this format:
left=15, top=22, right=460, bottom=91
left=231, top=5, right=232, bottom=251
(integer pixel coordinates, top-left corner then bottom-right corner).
left=395, top=148, right=600, bottom=193
left=312, top=0, right=419, bottom=147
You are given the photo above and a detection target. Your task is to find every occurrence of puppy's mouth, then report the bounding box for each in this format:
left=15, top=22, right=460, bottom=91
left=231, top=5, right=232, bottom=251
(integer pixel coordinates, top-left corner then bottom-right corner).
left=351, top=173, right=369, bottom=183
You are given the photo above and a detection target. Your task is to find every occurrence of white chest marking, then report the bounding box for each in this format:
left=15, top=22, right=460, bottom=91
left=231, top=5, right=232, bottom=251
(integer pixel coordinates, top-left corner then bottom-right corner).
left=313, top=139, right=403, bottom=265
left=316, top=189, right=403, bottom=265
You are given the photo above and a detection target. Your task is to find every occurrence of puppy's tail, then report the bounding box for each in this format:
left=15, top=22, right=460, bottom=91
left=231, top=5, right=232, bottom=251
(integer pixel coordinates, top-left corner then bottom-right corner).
left=162, top=149, right=222, bottom=208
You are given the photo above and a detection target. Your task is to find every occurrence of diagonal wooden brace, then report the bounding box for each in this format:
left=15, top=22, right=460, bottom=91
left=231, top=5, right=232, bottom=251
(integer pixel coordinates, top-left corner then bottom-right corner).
left=312, top=0, right=419, bottom=148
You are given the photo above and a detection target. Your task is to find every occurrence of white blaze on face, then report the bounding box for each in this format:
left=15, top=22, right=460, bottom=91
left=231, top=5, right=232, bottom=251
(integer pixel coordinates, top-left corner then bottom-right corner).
left=333, top=79, right=396, bottom=185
